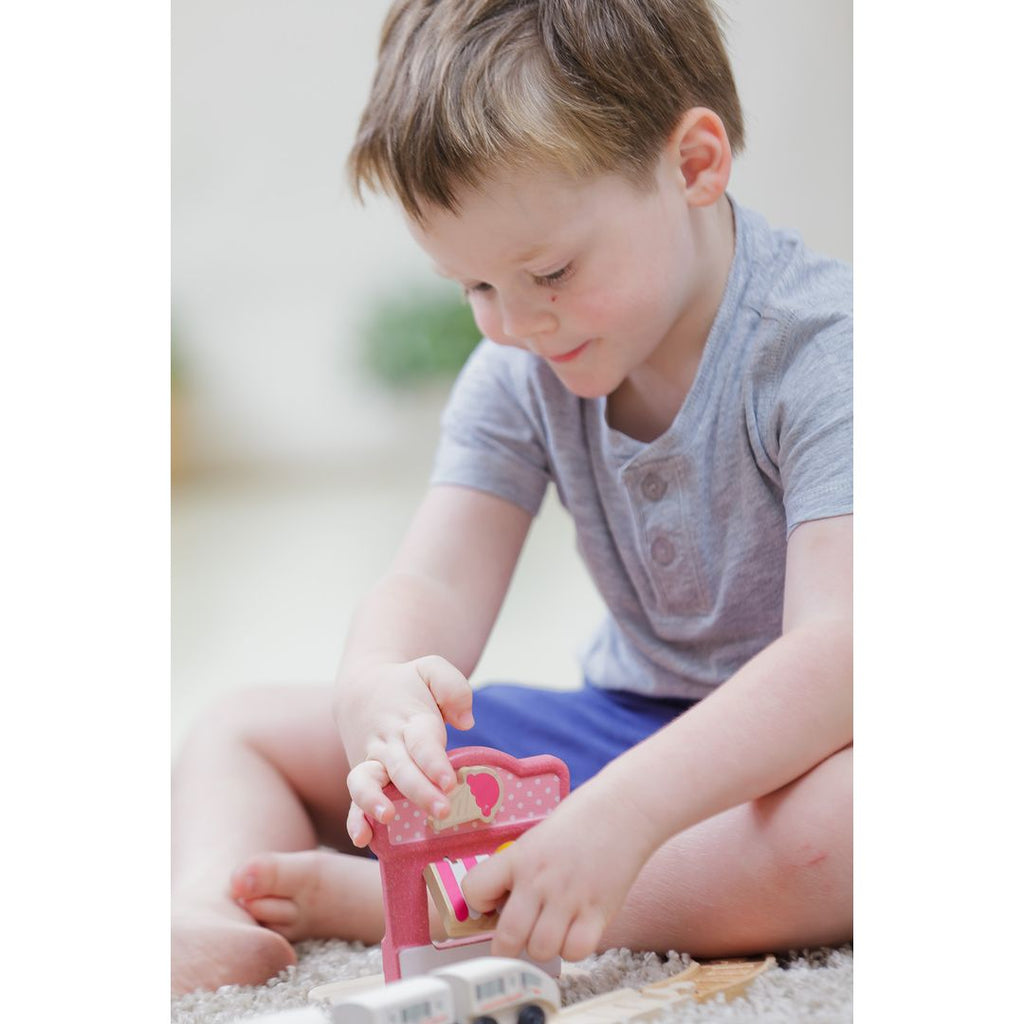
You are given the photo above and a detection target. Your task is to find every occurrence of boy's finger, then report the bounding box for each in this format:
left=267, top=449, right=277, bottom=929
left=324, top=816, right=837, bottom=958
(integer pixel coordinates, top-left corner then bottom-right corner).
left=488, top=887, right=539, bottom=959
left=346, top=759, right=394, bottom=825
left=461, top=852, right=509, bottom=914
left=385, top=748, right=452, bottom=820
left=346, top=803, right=373, bottom=847
left=403, top=718, right=457, bottom=792
left=525, top=903, right=571, bottom=965
left=415, top=655, right=475, bottom=730
left=562, top=908, right=605, bottom=963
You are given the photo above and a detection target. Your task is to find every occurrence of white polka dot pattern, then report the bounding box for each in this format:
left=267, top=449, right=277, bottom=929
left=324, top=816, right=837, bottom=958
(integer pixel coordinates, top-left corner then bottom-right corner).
left=387, top=769, right=562, bottom=845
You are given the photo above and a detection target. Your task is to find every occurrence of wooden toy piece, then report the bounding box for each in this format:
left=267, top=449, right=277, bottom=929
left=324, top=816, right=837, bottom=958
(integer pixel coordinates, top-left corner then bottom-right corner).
left=557, top=956, right=776, bottom=1021
left=424, top=854, right=501, bottom=937
left=431, top=765, right=503, bottom=832
left=368, top=746, right=570, bottom=983
left=229, top=1007, right=327, bottom=1024
left=635, top=962, right=700, bottom=992
left=643, top=956, right=776, bottom=1003
left=688, top=956, right=776, bottom=1002
left=306, top=973, right=386, bottom=1005
left=555, top=987, right=677, bottom=1023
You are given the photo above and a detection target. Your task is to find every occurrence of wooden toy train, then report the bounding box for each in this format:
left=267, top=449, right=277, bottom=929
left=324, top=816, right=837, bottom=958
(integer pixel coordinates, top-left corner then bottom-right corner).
left=248, top=954, right=777, bottom=1024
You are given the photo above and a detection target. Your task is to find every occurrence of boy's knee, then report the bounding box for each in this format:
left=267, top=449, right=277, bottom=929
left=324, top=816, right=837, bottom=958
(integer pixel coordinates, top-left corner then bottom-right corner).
left=185, top=683, right=321, bottom=747
left=756, top=746, right=852, bottom=882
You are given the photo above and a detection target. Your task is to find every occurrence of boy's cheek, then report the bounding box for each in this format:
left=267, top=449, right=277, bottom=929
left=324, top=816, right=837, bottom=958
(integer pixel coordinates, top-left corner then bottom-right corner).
left=470, top=306, right=500, bottom=342
left=472, top=309, right=526, bottom=351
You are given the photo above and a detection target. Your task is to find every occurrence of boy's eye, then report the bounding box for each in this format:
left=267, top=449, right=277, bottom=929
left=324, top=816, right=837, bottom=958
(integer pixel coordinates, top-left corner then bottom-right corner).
left=534, top=264, right=572, bottom=287
left=462, top=263, right=572, bottom=298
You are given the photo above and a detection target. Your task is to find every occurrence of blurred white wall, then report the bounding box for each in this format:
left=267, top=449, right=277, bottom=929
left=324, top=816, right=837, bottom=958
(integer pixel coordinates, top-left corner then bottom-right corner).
left=172, top=0, right=851, bottom=474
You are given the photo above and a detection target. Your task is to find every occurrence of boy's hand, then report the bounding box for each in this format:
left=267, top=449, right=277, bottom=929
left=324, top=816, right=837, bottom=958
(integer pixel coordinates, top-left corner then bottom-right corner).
left=339, top=654, right=475, bottom=847
left=461, top=781, right=659, bottom=963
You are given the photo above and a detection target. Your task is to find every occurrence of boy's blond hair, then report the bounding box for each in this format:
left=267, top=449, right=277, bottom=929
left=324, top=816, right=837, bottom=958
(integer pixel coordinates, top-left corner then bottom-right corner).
left=348, top=0, right=744, bottom=220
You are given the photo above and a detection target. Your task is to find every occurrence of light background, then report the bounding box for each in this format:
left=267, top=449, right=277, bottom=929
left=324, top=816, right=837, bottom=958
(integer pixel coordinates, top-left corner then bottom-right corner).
left=4, top=2, right=1021, bottom=1021
left=170, top=0, right=853, bottom=749
left=171, top=0, right=852, bottom=472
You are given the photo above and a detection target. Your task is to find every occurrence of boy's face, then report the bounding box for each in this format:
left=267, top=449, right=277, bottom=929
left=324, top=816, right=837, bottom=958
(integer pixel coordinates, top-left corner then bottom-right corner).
left=408, top=153, right=727, bottom=400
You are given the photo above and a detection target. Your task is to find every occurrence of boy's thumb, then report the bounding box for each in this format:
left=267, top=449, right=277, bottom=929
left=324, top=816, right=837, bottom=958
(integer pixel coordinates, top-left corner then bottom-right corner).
left=462, top=858, right=502, bottom=913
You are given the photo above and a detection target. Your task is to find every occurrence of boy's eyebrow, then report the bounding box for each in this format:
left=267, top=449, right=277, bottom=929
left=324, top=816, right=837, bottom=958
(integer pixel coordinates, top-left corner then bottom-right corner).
left=511, top=244, right=548, bottom=264
left=429, top=244, right=555, bottom=280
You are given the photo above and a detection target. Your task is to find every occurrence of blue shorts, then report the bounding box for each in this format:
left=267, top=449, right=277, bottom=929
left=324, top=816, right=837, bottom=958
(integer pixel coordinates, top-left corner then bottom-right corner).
left=445, top=681, right=698, bottom=790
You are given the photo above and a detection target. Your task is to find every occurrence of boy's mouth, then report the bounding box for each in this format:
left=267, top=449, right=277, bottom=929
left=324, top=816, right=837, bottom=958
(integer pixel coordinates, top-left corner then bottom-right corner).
left=547, top=340, right=592, bottom=364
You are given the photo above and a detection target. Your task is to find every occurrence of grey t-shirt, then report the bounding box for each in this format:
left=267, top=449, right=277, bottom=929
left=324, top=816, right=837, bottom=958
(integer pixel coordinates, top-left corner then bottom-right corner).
left=430, top=198, right=852, bottom=700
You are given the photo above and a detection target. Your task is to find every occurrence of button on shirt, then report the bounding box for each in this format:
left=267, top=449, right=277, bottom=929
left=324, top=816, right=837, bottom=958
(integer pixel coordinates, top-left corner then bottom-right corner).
left=650, top=536, right=675, bottom=566
left=641, top=473, right=668, bottom=502
left=430, top=198, right=853, bottom=700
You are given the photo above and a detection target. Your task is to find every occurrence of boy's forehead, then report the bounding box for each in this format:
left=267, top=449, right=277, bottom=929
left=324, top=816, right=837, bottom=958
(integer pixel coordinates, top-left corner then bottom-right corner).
left=409, top=169, right=604, bottom=273
left=418, top=226, right=565, bottom=281
left=412, top=215, right=562, bottom=279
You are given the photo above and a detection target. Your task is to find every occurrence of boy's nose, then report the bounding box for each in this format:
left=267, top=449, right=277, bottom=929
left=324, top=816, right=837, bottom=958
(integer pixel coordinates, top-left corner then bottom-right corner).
left=500, top=296, right=557, bottom=343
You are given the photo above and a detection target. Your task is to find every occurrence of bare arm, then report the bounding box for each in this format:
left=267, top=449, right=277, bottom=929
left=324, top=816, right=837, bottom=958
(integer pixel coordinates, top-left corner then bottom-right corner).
left=334, top=484, right=533, bottom=842
left=600, top=513, right=853, bottom=845
left=336, top=483, right=533, bottom=684
left=465, top=513, right=852, bottom=959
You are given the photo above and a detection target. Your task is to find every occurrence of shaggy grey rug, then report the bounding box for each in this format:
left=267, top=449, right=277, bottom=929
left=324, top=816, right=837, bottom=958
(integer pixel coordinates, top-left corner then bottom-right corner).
left=171, top=942, right=852, bottom=1023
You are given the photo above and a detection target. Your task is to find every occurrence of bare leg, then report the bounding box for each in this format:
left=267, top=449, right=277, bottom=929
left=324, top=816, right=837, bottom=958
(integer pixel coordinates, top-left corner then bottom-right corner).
left=172, top=683, right=386, bottom=993
left=179, top=685, right=850, bottom=979
left=230, top=745, right=850, bottom=962
left=600, top=745, right=853, bottom=956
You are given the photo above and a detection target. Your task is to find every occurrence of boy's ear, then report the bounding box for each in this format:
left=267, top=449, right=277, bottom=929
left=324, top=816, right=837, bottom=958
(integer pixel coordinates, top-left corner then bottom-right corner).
left=668, top=107, right=732, bottom=207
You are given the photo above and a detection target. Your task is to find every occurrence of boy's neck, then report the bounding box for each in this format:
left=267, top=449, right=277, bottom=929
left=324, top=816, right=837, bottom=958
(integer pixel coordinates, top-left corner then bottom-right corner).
left=607, top=196, right=735, bottom=443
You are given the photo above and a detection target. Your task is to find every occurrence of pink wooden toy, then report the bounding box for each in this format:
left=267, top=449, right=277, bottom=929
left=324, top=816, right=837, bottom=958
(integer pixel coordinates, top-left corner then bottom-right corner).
left=368, top=746, right=569, bottom=983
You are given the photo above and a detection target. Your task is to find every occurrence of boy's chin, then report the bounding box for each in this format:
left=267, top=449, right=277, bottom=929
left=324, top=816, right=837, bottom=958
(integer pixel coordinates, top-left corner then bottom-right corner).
left=552, top=373, right=616, bottom=401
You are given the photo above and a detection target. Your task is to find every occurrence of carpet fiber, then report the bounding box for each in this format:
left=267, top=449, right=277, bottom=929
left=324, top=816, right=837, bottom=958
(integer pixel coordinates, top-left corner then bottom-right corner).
left=171, top=942, right=852, bottom=1023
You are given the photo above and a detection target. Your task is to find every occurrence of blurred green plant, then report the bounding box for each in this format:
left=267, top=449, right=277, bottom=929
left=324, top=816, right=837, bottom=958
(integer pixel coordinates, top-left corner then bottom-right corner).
left=171, top=314, right=191, bottom=392
left=359, top=285, right=481, bottom=387
left=171, top=330, right=184, bottom=390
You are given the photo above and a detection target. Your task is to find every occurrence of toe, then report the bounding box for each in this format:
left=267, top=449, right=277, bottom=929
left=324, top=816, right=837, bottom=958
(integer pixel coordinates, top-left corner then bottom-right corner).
left=230, top=852, right=297, bottom=901
left=240, top=895, right=299, bottom=930
left=231, top=850, right=336, bottom=905
left=228, top=850, right=374, bottom=943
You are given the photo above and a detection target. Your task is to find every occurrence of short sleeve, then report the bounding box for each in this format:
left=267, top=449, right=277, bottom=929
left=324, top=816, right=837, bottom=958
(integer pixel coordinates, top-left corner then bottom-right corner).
left=429, top=341, right=552, bottom=515
left=752, top=313, right=853, bottom=535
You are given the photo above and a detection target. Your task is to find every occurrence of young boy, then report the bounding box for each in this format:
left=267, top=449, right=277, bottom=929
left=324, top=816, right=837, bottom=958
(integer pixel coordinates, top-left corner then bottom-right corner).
left=172, top=0, right=852, bottom=994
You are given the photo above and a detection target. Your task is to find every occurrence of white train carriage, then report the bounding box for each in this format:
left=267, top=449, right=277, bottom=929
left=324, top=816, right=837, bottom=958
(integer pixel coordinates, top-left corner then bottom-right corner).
left=327, top=974, right=454, bottom=1024
left=325, top=957, right=559, bottom=1024
left=432, top=957, right=560, bottom=1024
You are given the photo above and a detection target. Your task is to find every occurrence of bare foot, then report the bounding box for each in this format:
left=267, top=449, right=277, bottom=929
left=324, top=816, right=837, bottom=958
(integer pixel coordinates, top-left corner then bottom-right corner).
left=172, top=904, right=296, bottom=995
left=230, top=849, right=388, bottom=944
